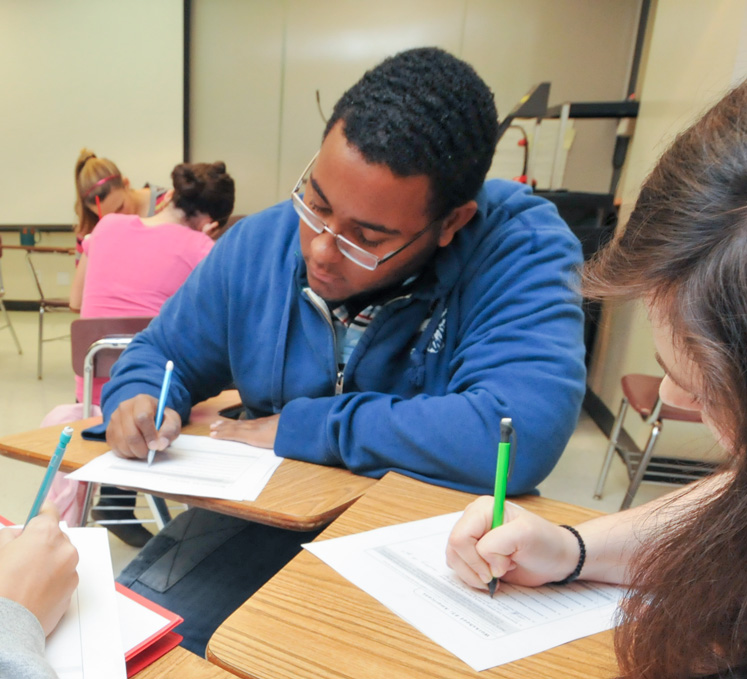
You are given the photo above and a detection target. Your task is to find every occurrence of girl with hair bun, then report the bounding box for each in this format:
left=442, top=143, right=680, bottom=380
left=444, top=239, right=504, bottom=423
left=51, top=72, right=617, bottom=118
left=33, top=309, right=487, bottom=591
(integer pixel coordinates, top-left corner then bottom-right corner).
left=71, top=160, right=235, bottom=401
left=67, top=160, right=235, bottom=546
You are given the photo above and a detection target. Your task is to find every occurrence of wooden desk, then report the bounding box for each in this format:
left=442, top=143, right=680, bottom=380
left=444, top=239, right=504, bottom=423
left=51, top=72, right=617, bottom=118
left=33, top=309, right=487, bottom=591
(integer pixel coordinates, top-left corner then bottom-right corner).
left=133, top=646, right=236, bottom=678
left=3, top=244, right=76, bottom=255
left=207, top=473, right=618, bottom=679
left=0, top=393, right=375, bottom=531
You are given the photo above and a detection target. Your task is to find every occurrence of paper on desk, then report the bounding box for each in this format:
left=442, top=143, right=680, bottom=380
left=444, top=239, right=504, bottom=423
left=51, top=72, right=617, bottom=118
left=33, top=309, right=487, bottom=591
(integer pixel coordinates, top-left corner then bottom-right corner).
left=45, top=527, right=127, bottom=679
left=68, top=434, right=283, bottom=501
left=305, top=512, right=624, bottom=672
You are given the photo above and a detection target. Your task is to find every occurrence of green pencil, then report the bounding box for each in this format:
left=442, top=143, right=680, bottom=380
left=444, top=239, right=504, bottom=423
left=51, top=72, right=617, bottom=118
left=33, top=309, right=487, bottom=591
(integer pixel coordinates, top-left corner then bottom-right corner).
left=489, top=417, right=513, bottom=598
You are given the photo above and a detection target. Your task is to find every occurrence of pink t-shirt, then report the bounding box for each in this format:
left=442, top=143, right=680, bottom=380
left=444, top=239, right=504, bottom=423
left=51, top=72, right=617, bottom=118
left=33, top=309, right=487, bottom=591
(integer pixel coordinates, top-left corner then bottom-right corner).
left=77, top=214, right=213, bottom=403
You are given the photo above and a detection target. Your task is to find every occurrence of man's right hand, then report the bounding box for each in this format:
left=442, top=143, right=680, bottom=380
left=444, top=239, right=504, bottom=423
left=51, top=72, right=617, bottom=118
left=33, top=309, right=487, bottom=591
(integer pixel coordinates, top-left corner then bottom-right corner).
left=106, top=394, right=182, bottom=459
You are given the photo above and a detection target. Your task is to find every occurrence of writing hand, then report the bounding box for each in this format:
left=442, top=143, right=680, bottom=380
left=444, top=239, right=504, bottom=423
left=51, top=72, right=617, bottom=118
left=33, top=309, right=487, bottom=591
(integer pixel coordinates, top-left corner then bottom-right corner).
left=0, top=503, right=79, bottom=635
left=209, top=413, right=280, bottom=449
left=107, top=394, right=181, bottom=459
left=445, top=496, right=580, bottom=593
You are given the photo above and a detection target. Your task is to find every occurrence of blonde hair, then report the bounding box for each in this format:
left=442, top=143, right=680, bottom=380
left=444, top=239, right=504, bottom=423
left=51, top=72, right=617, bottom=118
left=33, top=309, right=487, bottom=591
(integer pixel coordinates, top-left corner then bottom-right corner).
left=73, top=148, right=124, bottom=238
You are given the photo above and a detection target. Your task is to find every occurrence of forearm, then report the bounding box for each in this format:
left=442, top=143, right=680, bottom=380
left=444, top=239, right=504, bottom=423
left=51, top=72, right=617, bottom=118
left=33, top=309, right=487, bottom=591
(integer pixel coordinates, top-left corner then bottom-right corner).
left=277, top=376, right=583, bottom=495
left=577, top=472, right=731, bottom=584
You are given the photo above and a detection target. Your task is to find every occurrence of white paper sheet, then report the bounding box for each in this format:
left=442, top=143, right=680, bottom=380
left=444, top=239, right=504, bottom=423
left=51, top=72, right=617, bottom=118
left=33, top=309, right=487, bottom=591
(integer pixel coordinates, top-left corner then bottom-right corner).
left=305, top=512, right=624, bottom=672
left=45, top=527, right=127, bottom=679
left=116, top=589, right=175, bottom=656
left=68, top=434, right=283, bottom=501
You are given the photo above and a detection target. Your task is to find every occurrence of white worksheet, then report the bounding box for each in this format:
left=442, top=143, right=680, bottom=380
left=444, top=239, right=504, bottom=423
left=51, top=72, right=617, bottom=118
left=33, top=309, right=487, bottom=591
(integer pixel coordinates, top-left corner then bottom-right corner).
left=68, top=434, right=283, bottom=501
left=45, top=527, right=126, bottom=679
left=305, top=512, right=624, bottom=671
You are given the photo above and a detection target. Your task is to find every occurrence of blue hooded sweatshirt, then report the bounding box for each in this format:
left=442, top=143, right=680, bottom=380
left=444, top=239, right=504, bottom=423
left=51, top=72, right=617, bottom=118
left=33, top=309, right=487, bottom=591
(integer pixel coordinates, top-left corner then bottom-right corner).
left=98, top=178, right=586, bottom=495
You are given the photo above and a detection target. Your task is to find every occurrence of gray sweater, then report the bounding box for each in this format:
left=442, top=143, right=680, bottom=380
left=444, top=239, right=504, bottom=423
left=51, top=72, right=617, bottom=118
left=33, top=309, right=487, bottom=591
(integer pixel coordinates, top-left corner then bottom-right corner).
left=0, top=598, right=57, bottom=679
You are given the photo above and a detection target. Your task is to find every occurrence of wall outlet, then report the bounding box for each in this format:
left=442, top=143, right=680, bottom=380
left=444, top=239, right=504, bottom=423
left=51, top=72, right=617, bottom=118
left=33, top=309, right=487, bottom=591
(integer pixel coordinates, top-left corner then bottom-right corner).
left=57, top=272, right=70, bottom=286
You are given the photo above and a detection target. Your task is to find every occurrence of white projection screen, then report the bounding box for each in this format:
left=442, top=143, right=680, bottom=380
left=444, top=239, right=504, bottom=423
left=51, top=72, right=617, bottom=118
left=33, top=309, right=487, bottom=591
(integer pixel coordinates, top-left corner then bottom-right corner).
left=0, top=0, right=184, bottom=226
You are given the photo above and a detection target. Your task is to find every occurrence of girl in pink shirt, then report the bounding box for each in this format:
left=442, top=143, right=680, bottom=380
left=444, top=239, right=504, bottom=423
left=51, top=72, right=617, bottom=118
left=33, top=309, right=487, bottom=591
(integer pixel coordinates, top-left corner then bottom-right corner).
left=70, top=160, right=235, bottom=404
left=67, top=160, right=234, bottom=546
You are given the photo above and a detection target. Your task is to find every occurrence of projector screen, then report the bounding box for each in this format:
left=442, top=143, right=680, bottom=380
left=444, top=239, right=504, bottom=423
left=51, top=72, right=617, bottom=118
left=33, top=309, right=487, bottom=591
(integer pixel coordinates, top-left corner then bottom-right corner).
left=0, top=0, right=184, bottom=226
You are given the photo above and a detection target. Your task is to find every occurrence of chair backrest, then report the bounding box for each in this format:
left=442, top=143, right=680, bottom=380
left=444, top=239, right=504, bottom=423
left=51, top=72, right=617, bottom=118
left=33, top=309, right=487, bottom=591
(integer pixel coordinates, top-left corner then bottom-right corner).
left=71, top=316, right=154, bottom=379
left=621, top=373, right=702, bottom=424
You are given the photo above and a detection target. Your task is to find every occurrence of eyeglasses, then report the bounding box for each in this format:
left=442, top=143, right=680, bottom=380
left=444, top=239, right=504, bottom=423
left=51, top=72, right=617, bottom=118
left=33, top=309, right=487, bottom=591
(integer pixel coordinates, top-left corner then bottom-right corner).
left=290, top=152, right=439, bottom=271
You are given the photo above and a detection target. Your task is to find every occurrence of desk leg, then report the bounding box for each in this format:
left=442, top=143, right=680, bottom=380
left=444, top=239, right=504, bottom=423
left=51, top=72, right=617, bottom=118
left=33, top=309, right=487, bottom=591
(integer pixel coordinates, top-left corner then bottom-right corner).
left=79, top=482, right=95, bottom=527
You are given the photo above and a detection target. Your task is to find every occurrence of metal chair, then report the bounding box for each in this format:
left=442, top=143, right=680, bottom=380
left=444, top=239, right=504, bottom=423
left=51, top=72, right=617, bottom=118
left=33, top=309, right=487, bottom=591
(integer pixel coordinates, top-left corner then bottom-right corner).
left=70, top=316, right=174, bottom=530
left=0, top=236, right=21, bottom=354
left=25, top=247, right=75, bottom=379
left=594, top=373, right=710, bottom=510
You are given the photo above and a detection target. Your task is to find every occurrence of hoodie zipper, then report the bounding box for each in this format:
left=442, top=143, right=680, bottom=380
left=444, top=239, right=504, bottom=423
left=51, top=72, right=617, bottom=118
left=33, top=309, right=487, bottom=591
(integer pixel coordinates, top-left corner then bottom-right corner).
left=304, top=288, right=420, bottom=396
left=304, top=288, right=345, bottom=395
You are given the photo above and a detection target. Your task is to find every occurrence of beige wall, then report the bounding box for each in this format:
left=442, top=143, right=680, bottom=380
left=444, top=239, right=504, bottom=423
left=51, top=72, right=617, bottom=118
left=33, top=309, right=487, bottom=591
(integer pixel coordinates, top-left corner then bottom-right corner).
left=589, top=0, right=747, bottom=459
left=191, top=0, right=642, bottom=216
left=0, top=0, right=183, bottom=226
left=2, top=1, right=641, bottom=301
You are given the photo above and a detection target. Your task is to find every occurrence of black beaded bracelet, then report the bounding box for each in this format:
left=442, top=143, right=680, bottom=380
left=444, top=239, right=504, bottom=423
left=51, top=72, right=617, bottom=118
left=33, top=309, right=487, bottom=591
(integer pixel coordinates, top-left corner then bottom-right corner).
left=550, top=524, right=586, bottom=585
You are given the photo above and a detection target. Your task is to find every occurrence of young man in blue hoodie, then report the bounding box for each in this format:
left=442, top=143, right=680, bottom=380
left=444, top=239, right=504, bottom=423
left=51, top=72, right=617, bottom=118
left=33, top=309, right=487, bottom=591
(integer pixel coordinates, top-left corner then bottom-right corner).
left=99, top=47, right=586, bottom=652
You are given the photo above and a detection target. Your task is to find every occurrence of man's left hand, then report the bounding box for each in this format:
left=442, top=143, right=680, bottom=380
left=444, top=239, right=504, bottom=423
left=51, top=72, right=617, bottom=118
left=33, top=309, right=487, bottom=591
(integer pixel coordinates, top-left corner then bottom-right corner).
left=209, top=413, right=280, bottom=449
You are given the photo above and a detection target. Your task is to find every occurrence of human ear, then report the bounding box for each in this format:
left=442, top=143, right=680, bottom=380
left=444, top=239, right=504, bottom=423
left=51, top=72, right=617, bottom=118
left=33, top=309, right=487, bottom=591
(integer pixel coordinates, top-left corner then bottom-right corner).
left=202, top=220, right=220, bottom=239
left=437, top=201, right=478, bottom=248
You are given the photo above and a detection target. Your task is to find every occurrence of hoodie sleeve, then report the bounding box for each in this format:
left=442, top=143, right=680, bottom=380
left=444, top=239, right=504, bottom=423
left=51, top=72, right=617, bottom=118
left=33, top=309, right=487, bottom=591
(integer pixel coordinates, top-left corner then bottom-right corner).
left=275, top=183, right=587, bottom=495
left=0, top=598, right=58, bottom=679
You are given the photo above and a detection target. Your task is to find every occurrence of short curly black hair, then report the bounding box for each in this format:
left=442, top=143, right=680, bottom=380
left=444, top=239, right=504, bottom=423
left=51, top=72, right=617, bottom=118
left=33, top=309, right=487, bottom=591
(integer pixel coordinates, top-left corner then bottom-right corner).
left=324, top=47, right=499, bottom=220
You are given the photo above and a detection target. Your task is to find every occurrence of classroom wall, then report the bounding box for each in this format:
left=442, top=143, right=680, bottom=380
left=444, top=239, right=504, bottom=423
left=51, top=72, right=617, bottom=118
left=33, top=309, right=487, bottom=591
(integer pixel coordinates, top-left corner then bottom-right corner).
left=588, top=0, right=747, bottom=460
left=0, top=0, right=183, bottom=301
left=0, top=0, right=183, bottom=226
left=3, top=1, right=641, bottom=301
left=190, top=0, right=642, bottom=216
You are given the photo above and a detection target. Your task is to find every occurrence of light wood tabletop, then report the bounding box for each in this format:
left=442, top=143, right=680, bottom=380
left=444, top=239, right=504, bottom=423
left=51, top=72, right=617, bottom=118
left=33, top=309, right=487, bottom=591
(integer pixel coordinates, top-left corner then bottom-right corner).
left=3, top=244, right=76, bottom=254
left=133, top=646, right=237, bottom=678
left=207, top=472, right=618, bottom=679
left=0, top=392, right=375, bottom=531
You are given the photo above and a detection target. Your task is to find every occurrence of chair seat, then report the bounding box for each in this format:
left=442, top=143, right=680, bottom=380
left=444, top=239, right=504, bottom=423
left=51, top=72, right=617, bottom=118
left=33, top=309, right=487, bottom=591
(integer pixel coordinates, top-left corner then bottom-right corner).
left=621, top=373, right=701, bottom=424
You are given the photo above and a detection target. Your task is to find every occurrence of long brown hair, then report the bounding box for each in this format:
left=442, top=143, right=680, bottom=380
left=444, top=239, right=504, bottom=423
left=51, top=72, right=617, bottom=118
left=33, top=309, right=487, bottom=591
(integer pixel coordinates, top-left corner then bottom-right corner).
left=73, top=148, right=125, bottom=238
left=584, top=82, right=747, bottom=678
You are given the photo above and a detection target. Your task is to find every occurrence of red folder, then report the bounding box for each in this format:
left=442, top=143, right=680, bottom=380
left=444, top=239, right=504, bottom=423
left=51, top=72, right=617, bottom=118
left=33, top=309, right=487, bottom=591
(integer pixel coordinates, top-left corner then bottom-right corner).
left=116, top=583, right=184, bottom=677
left=0, top=515, right=182, bottom=675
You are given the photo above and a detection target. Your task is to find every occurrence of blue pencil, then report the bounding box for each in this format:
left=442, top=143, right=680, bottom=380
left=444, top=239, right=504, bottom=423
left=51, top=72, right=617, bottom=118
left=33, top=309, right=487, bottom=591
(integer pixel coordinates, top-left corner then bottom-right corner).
left=26, top=426, right=74, bottom=524
left=147, top=360, right=174, bottom=467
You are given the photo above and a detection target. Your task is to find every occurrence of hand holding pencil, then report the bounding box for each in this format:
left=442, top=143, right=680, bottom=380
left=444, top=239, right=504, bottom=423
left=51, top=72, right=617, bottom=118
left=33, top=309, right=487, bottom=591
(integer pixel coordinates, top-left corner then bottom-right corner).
left=0, top=504, right=79, bottom=635
left=446, top=417, right=586, bottom=594
left=148, top=360, right=174, bottom=466
left=106, top=361, right=181, bottom=461
left=446, top=498, right=584, bottom=591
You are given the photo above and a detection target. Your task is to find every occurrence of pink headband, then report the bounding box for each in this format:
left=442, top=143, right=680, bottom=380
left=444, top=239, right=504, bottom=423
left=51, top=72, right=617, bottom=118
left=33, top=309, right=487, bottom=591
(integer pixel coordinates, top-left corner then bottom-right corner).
left=82, top=174, right=121, bottom=199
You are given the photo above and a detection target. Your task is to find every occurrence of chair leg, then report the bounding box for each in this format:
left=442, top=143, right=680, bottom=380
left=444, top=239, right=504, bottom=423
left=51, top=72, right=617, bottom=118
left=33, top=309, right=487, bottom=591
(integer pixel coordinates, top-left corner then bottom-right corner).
left=0, top=299, right=21, bottom=354
left=145, top=494, right=172, bottom=531
left=37, top=305, right=44, bottom=379
left=594, top=397, right=629, bottom=500
left=620, top=419, right=662, bottom=510
left=79, top=482, right=96, bottom=527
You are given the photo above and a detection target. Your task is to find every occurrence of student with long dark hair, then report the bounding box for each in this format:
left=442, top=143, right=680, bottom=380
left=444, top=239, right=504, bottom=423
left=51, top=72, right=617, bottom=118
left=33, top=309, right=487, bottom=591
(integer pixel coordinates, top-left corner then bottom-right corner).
left=447, top=81, right=747, bottom=679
